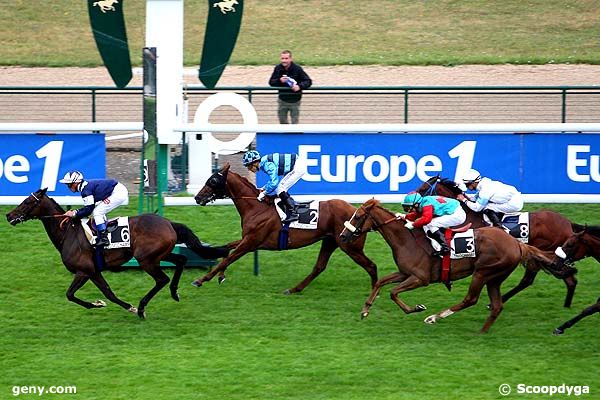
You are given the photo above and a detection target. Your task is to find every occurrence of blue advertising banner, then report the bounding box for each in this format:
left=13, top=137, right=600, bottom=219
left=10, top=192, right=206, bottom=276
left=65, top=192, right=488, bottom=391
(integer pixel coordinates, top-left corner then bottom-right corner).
left=0, top=134, right=105, bottom=196
left=257, top=133, right=600, bottom=195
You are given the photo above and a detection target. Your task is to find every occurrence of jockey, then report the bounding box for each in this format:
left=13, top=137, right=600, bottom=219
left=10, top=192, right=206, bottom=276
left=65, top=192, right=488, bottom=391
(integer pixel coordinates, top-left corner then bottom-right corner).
left=457, top=169, right=524, bottom=227
left=59, top=171, right=129, bottom=247
left=242, top=150, right=307, bottom=224
left=401, top=192, right=466, bottom=256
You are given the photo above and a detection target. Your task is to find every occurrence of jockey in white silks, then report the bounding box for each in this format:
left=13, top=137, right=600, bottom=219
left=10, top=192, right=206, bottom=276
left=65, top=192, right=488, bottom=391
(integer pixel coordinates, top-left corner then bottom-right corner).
left=457, top=169, right=524, bottom=227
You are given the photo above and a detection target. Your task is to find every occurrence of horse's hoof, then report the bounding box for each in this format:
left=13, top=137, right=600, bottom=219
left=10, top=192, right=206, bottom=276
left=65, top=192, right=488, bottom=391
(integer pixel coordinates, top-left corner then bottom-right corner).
left=137, top=309, right=146, bottom=319
left=92, top=300, right=107, bottom=307
left=486, top=304, right=491, bottom=310
left=282, top=289, right=292, bottom=295
left=127, top=306, right=138, bottom=314
left=191, top=280, right=203, bottom=287
left=171, top=291, right=180, bottom=302
left=415, top=304, right=427, bottom=312
left=360, top=311, right=369, bottom=320
left=424, top=315, right=438, bottom=324
left=553, top=328, right=565, bottom=336
left=218, top=276, right=226, bottom=285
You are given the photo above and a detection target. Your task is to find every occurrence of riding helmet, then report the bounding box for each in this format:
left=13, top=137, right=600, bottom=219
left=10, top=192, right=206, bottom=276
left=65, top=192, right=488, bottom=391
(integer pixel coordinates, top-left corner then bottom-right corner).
left=242, top=150, right=261, bottom=166
left=59, top=170, right=84, bottom=184
left=461, top=169, right=482, bottom=184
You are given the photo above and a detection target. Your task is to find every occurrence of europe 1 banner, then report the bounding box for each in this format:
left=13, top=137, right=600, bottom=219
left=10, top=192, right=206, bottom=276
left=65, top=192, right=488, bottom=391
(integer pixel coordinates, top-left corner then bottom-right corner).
left=0, top=134, right=105, bottom=196
left=257, top=132, right=600, bottom=196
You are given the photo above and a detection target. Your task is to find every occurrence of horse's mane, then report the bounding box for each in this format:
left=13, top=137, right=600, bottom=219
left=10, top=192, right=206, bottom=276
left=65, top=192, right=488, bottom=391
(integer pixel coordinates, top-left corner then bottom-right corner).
left=437, top=177, right=463, bottom=195
left=229, top=170, right=259, bottom=194
left=48, top=196, right=65, bottom=214
left=584, top=225, right=600, bottom=238
left=364, top=198, right=380, bottom=208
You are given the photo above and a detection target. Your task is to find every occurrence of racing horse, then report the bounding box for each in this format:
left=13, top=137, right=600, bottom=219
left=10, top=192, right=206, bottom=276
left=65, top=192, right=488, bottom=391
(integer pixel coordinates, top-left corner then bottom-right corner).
left=191, top=163, right=378, bottom=293
left=550, top=227, right=600, bottom=334
left=340, top=199, right=555, bottom=333
left=6, top=188, right=228, bottom=318
left=416, top=175, right=584, bottom=307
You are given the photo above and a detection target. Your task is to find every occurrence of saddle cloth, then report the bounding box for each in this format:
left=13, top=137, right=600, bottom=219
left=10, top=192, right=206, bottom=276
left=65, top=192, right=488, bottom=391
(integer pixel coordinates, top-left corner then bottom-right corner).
left=81, top=217, right=131, bottom=249
left=274, top=200, right=320, bottom=229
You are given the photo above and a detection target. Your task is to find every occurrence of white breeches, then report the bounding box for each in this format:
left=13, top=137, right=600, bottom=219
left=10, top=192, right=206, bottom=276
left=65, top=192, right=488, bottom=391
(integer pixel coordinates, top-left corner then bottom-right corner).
left=276, top=157, right=307, bottom=195
left=93, top=183, right=129, bottom=225
left=424, top=207, right=467, bottom=233
left=486, top=194, right=524, bottom=213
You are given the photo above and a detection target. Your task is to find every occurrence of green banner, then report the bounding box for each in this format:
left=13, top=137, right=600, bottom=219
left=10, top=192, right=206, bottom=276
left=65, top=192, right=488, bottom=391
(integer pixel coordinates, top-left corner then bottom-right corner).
left=87, top=0, right=132, bottom=88
left=198, top=0, right=244, bottom=88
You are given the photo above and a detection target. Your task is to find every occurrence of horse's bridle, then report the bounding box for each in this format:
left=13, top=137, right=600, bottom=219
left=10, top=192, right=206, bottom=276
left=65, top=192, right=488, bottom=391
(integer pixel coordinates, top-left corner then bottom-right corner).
left=8, top=191, right=44, bottom=225
left=342, top=204, right=405, bottom=240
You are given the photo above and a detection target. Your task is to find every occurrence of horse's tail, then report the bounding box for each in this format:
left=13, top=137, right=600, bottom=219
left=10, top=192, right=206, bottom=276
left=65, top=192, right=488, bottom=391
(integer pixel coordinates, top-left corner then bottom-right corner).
left=518, top=242, right=570, bottom=278
left=170, top=222, right=230, bottom=259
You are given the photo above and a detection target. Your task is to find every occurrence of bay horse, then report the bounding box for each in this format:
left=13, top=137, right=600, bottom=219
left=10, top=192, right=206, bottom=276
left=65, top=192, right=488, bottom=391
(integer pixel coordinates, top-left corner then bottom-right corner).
left=6, top=188, right=228, bottom=319
left=191, top=163, right=378, bottom=293
left=550, top=227, right=600, bottom=334
left=340, top=199, right=554, bottom=333
left=416, top=175, right=584, bottom=307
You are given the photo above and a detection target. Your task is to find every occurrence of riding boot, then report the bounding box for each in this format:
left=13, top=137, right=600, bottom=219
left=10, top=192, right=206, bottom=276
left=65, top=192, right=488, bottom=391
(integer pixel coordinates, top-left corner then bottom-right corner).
left=428, top=230, right=450, bottom=256
left=95, top=223, right=110, bottom=247
left=483, top=209, right=502, bottom=227
left=279, top=191, right=299, bottom=223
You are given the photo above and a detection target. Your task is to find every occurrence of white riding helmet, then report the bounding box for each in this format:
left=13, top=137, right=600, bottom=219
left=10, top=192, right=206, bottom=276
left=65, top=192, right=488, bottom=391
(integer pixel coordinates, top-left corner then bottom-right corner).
left=59, top=170, right=84, bottom=184
left=462, top=169, right=482, bottom=184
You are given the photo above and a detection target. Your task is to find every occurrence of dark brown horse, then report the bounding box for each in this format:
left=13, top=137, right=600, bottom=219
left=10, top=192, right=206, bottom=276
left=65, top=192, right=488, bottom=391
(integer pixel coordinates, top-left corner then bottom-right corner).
left=6, top=188, right=228, bottom=318
left=550, top=227, right=600, bottom=334
left=416, top=175, right=584, bottom=307
left=340, top=199, right=554, bottom=333
left=191, top=163, right=378, bottom=293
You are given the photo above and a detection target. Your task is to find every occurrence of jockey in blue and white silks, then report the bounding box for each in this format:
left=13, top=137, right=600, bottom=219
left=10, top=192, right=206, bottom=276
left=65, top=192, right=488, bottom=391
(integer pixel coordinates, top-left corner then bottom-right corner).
left=59, top=170, right=129, bottom=247
left=458, top=169, right=523, bottom=227
left=242, top=150, right=307, bottom=223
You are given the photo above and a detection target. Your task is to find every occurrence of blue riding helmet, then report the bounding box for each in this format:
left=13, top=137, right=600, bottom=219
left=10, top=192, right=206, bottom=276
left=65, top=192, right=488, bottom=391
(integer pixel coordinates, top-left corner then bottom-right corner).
left=402, top=192, right=423, bottom=211
left=242, top=150, right=261, bottom=166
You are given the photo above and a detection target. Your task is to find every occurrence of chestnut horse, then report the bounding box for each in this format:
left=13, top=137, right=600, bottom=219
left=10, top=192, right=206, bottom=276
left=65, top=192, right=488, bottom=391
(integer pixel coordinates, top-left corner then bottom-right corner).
left=191, top=163, right=378, bottom=293
left=340, top=199, right=554, bottom=333
left=551, top=227, right=600, bottom=334
left=6, top=188, right=228, bottom=318
left=416, top=175, right=584, bottom=307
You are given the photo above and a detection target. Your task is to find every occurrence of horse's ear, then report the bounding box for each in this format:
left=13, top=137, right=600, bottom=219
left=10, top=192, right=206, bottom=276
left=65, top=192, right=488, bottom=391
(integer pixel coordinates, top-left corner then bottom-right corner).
left=40, top=188, right=48, bottom=195
left=222, top=163, right=231, bottom=172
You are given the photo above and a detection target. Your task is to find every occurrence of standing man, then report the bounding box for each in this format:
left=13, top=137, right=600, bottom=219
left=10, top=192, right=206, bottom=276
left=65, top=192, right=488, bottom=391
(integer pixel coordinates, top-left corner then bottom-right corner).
left=269, top=50, right=312, bottom=124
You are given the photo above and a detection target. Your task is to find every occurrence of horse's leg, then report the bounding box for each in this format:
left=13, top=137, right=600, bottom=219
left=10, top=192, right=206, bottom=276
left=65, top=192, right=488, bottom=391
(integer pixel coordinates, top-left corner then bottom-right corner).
left=89, top=272, right=136, bottom=313
left=163, top=253, right=186, bottom=302
left=424, top=271, right=487, bottom=326
left=284, top=237, right=337, bottom=295
left=554, top=297, right=600, bottom=335
left=389, top=275, right=428, bottom=314
left=500, top=268, right=538, bottom=304
left=480, top=278, right=506, bottom=333
left=191, top=239, right=254, bottom=287
left=562, top=274, right=578, bottom=308
left=66, top=273, right=102, bottom=309
left=361, top=271, right=411, bottom=319
left=339, top=240, right=378, bottom=289
left=137, top=263, right=170, bottom=319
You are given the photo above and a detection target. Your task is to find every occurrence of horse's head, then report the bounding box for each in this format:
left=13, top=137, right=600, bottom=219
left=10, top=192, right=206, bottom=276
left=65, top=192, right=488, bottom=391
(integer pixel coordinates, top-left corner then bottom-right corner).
left=415, top=175, right=463, bottom=199
left=6, top=188, right=50, bottom=225
left=551, top=229, right=588, bottom=277
left=195, top=164, right=231, bottom=205
left=340, top=199, right=379, bottom=243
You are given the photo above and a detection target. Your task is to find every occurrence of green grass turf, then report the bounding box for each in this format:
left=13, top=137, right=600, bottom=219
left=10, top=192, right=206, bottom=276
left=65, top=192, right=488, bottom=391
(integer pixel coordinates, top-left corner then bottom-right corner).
left=2, top=0, right=599, bottom=67
left=0, top=201, right=598, bottom=399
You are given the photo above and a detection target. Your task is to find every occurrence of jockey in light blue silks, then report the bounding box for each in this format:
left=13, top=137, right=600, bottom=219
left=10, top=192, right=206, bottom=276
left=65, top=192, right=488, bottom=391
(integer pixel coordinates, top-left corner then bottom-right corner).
left=242, top=150, right=307, bottom=223
left=401, top=192, right=466, bottom=256
left=457, top=169, right=524, bottom=227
